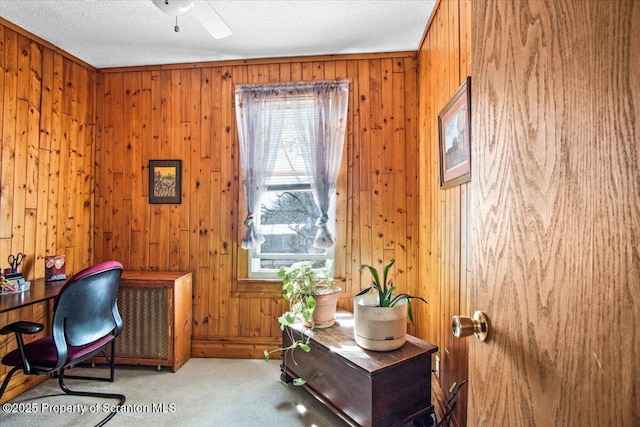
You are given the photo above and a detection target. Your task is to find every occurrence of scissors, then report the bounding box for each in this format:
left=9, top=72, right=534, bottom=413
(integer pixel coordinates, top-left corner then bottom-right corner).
left=8, top=252, right=25, bottom=274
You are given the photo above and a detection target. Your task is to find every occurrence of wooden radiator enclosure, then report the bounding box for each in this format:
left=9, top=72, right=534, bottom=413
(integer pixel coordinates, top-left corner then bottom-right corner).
left=109, top=271, right=193, bottom=372
left=117, top=285, right=170, bottom=361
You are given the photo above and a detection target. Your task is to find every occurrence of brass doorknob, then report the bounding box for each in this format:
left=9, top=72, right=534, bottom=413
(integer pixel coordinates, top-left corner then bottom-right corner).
left=452, top=311, right=489, bottom=341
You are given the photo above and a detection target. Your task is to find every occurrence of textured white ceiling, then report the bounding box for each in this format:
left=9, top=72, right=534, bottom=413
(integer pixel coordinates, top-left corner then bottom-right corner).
left=0, top=0, right=435, bottom=69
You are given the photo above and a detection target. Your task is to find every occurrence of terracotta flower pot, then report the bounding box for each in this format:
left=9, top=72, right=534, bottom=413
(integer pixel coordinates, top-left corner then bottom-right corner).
left=312, top=291, right=341, bottom=328
left=353, top=293, right=407, bottom=351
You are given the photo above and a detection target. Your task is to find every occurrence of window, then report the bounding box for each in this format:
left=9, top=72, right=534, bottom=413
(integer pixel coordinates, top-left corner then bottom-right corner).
left=249, top=187, right=335, bottom=278
left=248, top=99, right=335, bottom=278
left=235, top=80, right=349, bottom=279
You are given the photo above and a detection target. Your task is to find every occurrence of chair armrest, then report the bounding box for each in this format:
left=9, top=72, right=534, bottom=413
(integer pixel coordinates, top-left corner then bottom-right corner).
left=0, top=321, right=44, bottom=335
left=0, top=321, right=44, bottom=376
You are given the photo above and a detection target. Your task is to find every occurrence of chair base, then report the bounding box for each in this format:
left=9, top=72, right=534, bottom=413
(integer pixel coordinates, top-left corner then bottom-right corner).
left=0, top=342, right=125, bottom=426
left=54, top=347, right=117, bottom=383
left=59, top=367, right=126, bottom=427
left=0, top=366, right=21, bottom=399
left=0, top=366, right=126, bottom=427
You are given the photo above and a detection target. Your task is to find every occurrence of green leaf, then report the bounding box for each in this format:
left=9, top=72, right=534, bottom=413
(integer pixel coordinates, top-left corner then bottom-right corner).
left=279, top=312, right=297, bottom=326
left=355, top=285, right=373, bottom=297
left=302, top=307, right=314, bottom=322
left=359, top=264, right=381, bottom=288
left=382, top=259, right=395, bottom=290
left=293, top=378, right=307, bottom=386
left=299, top=343, right=311, bottom=352
left=305, top=295, right=317, bottom=309
left=264, top=349, right=270, bottom=361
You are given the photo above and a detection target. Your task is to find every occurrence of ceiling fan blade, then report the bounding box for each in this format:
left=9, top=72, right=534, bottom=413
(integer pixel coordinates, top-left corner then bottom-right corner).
left=192, top=1, right=232, bottom=39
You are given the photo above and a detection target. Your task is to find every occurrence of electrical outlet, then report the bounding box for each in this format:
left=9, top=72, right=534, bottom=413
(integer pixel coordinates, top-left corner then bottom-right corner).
left=434, top=355, right=440, bottom=378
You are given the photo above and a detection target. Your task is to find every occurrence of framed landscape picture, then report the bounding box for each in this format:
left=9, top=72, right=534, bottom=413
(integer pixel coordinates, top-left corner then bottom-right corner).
left=149, top=159, right=182, bottom=204
left=438, top=77, right=471, bottom=189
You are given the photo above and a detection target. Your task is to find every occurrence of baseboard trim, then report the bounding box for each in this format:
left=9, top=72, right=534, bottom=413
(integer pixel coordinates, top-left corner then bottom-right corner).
left=192, top=337, right=282, bottom=359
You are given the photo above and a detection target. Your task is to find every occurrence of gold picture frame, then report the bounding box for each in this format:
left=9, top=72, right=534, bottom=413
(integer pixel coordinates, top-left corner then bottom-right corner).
left=438, top=77, right=471, bottom=189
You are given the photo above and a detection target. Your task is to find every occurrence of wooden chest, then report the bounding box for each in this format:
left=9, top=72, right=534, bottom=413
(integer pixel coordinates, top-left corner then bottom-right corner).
left=282, top=310, right=438, bottom=427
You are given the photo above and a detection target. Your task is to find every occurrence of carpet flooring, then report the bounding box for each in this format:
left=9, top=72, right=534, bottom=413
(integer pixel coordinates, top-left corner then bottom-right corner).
left=2, top=358, right=350, bottom=426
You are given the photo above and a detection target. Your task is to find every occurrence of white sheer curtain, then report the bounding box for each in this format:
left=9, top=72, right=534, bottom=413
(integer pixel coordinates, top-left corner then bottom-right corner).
left=235, top=86, right=285, bottom=249
left=292, top=80, right=349, bottom=248
left=235, top=80, right=349, bottom=250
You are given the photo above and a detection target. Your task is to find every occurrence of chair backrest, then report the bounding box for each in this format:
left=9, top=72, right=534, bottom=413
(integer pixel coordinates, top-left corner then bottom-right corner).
left=53, top=261, right=123, bottom=348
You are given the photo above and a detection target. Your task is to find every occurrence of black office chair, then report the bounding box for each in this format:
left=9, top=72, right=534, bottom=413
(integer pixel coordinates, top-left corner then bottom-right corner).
left=0, top=260, right=125, bottom=426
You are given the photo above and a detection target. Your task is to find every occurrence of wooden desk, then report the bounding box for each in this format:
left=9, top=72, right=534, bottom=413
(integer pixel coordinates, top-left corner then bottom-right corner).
left=0, top=278, right=65, bottom=313
left=1, top=270, right=193, bottom=402
left=282, top=310, right=438, bottom=427
left=0, top=278, right=65, bottom=402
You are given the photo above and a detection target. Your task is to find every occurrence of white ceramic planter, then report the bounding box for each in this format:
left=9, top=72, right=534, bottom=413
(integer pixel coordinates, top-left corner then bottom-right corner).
left=353, top=293, right=407, bottom=351
left=312, top=291, right=341, bottom=328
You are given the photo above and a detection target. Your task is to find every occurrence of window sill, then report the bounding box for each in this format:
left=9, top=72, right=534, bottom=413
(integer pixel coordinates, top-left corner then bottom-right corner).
left=232, top=277, right=347, bottom=298
left=232, top=278, right=282, bottom=297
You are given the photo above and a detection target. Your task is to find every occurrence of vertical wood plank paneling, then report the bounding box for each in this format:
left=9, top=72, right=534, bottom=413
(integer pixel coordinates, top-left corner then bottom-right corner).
left=219, top=65, right=234, bottom=258
left=346, top=59, right=360, bottom=296
left=0, top=23, right=96, bottom=399
left=0, top=26, right=4, bottom=159
left=13, top=99, right=29, bottom=249
left=25, top=41, right=41, bottom=212
left=417, top=1, right=472, bottom=425
left=1, top=14, right=428, bottom=372
left=130, top=72, right=148, bottom=268
left=0, top=23, right=95, bottom=278
left=46, top=54, right=63, bottom=256
left=1, top=29, right=18, bottom=242
left=403, top=57, right=419, bottom=327
left=94, top=53, right=420, bottom=357
left=333, top=60, right=348, bottom=284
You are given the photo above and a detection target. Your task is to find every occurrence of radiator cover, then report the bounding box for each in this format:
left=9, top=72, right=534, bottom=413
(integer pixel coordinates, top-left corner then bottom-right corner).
left=116, top=286, right=168, bottom=360
left=94, top=270, right=193, bottom=373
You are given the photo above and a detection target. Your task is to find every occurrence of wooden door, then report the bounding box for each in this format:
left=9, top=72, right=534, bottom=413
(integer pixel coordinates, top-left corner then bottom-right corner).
left=470, top=1, right=640, bottom=425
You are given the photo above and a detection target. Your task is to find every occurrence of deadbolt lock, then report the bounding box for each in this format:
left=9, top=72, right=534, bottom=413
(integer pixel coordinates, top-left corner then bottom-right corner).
left=452, top=311, right=489, bottom=342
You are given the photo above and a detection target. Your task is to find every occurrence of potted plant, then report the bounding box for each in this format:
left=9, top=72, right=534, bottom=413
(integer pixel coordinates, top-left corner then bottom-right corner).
left=264, top=260, right=341, bottom=385
left=354, top=259, right=427, bottom=351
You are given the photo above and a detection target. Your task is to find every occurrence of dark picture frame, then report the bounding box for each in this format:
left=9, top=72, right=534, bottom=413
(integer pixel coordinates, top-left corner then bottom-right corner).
left=149, top=159, right=182, bottom=204
left=438, top=76, right=471, bottom=189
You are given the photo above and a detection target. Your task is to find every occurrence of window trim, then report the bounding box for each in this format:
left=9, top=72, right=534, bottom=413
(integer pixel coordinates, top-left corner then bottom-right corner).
left=233, top=79, right=350, bottom=296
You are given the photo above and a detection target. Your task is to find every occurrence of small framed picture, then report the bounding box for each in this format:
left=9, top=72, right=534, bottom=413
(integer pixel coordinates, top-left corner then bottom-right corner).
left=45, top=255, right=67, bottom=281
left=438, top=77, right=471, bottom=189
left=149, top=159, right=182, bottom=204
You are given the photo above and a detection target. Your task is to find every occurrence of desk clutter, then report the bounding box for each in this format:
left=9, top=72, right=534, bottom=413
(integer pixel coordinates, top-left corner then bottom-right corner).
left=1, top=252, right=31, bottom=294
left=0, top=274, right=30, bottom=294
left=7, top=252, right=24, bottom=274
left=0, top=253, right=68, bottom=293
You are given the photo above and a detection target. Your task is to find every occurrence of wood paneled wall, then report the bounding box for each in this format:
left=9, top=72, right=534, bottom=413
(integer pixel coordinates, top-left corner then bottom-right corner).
left=95, top=53, right=420, bottom=357
left=471, top=1, right=639, bottom=425
left=0, top=20, right=96, bottom=401
left=417, top=1, right=472, bottom=425
left=0, top=22, right=96, bottom=278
